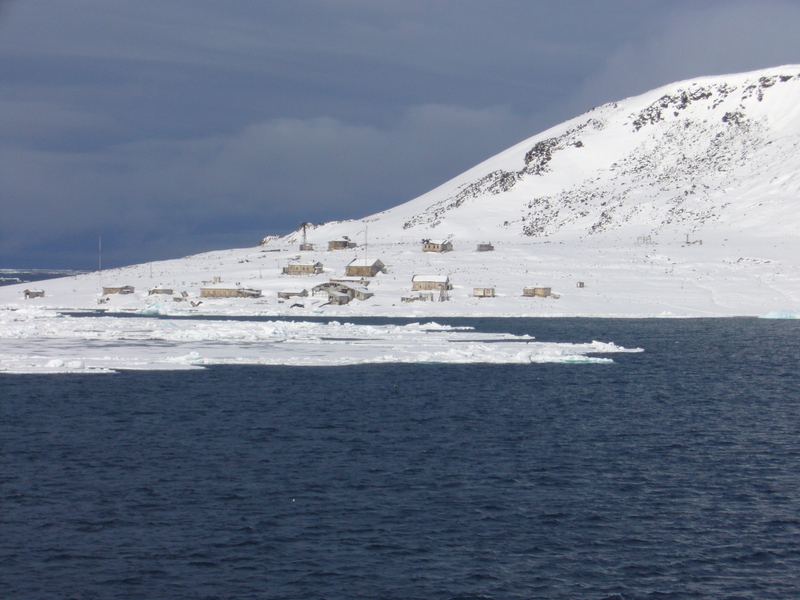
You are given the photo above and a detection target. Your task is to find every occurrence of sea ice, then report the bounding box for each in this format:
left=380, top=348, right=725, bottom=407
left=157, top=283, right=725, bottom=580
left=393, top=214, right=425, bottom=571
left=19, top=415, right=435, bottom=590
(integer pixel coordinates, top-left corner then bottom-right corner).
left=759, top=310, right=800, bottom=319
left=0, top=309, right=642, bottom=373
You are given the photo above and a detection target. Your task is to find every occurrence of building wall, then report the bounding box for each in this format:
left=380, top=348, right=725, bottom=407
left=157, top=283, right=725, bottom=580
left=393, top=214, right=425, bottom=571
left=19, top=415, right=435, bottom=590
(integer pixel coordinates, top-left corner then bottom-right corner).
left=283, top=264, right=321, bottom=275
left=328, top=240, right=356, bottom=250
left=201, top=288, right=240, bottom=298
left=523, top=287, right=551, bottom=297
left=422, top=242, right=452, bottom=253
left=412, top=280, right=449, bottom=291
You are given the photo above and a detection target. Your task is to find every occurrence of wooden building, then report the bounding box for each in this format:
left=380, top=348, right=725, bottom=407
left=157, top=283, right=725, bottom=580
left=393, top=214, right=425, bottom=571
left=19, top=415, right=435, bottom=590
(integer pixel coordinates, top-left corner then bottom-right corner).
left=422, top=239, right=453, bottom=253
left=345, top=258, right=385, bottom=277
left=200, top=286, right=262, bottom=298
left=473, top=287, right=495, bottom=298
left=23, top=289, right=45, bottom=299
left=282, top=262, right=323, bottom=276
left=102, top=285, right=135, bottom=295
left=330, top=277, right=370, bottom=287
left=312, top=281, right=373, bottom=301
left=327, top=291, right=352, bottom=305
left=523, top=287, right=552, bottom=297
left=328, top=239, right=357, bottom=250
left=148, top=287, right=173, bottom=295
left=299, top=243, right=315, bottom=251
left=412, top=275, right=452, bottom=291
left=278, top=289, right=309, bottom=299
left=476, top=242, right=494, bottom=252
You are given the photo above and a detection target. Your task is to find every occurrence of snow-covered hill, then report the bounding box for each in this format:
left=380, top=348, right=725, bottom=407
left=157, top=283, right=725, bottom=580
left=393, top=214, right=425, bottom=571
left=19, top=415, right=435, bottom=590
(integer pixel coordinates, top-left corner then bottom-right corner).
left=3, top=65, right=800, bottom=320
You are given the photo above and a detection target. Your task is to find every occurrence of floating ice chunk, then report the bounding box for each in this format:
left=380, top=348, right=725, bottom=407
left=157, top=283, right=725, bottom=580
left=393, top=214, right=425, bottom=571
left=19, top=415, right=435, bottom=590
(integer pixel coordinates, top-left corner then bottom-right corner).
left=138, top=302, right=163, bottom=316
left=759, top=310, right=800, bottom=319
left=46, top=358, right=65, bottom=368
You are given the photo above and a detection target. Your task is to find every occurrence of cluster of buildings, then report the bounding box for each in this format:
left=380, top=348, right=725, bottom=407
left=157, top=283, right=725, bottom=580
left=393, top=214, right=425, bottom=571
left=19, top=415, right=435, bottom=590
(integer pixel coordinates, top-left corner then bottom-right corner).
left=69, top=236, right=561, bottom=308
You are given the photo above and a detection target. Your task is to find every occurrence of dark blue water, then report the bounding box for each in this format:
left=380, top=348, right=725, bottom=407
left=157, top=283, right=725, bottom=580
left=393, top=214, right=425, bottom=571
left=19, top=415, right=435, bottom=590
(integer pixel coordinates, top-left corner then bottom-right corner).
left=0, top=269, right=87, bottom=287
left=2, top=318, right=800, bottom=599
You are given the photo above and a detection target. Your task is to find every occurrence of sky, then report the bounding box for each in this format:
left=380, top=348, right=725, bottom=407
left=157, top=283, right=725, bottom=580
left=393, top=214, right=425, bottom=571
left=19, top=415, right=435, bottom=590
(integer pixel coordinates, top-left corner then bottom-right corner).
left=2, top=1, right=800, bottom=269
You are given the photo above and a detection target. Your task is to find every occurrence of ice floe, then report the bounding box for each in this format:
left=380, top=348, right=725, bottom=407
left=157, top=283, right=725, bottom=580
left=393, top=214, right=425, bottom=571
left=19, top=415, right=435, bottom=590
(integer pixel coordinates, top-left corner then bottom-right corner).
left=0, top=309, right=642, bottom=373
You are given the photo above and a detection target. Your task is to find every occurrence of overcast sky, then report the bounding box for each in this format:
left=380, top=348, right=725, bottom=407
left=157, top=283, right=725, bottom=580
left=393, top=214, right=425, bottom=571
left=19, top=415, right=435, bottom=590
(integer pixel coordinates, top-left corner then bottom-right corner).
left=2, top=0, right=800, bottom=269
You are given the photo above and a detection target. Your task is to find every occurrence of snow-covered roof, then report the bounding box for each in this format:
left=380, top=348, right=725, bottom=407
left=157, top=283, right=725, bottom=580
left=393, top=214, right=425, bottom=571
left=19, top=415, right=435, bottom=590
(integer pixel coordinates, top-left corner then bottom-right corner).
left=347, top=258, right=383, bottom=267
left=412, top=275, right=449, bottom=283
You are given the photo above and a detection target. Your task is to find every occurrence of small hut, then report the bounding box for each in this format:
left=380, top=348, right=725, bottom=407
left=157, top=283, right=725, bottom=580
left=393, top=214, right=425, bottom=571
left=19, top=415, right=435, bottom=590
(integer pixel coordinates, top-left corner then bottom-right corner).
left=473, top=287, right=495, bottom=298
left=523, top=287, right=552, bottom=297
left=422, top=239, right=453, bottom=253
left=282, top=262, right=323, bottom=276
left=345, top=258, right=385, bottom=277
left=328, top=291, right=352, bottom=305
left=312, top=281, right=373, bottom=301
left=23, top=289, right=45, bottom=299
left=412, top=275, right=452, bottom=291
left=328, top=239, right=357, bottom=250
left=102, top=285, right=135, bottom=295
left=148, top=287, right=173, bottom=295
left=278, top=289, right=309, bottom=299
left=476, top=242, right=494, bottom=252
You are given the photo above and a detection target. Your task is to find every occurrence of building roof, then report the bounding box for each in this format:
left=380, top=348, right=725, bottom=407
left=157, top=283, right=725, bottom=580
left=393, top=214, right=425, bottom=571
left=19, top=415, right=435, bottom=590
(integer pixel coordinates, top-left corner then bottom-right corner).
left=347, top=258, right=384, bottom=267
left=412, top=275, right=450, bottom=283
left=200, top=284, right=241, bottom=290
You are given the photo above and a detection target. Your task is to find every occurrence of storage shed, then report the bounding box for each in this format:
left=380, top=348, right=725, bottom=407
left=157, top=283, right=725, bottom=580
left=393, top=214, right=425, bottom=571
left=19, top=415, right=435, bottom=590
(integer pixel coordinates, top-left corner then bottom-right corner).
left=102, top=285, right=135, bottom=295
left=412, top=275, right=452, bottom=291
left=282, top=262, right=323, bottom=276
left=148, top=287, right=173, bottom=295
left=473, top=287, right=495, bottom=298
left=476, top=242, right=495, bottom=252
left=24, top=289, right=45, bottom=299
left=422, top=239, right=453, bottom=253
left=328, top=239, right=357, bottom=250
left=523, top=287, right=552, bottom=297
left=328, top=291, right=352, bottom=305
left=312, top=281, right=373, bottom=301
left=277, top=289, right=309, bottom=299
left=345, top=258, right=385, bottom=277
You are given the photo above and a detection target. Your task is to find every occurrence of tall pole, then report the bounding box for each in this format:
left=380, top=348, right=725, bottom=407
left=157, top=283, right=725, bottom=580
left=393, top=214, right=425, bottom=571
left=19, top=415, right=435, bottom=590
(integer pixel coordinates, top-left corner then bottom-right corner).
left=98, top=235, right=102, bottom=287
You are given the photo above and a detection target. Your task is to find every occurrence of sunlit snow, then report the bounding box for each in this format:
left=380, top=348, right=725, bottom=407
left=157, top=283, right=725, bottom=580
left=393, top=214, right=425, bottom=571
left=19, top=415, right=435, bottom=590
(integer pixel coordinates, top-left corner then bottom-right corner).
left=0, top=309, right=641, bottom=373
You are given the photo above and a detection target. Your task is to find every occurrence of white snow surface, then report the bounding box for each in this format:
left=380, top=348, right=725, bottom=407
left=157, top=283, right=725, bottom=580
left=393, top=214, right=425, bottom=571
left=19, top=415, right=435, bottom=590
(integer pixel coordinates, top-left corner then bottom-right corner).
left=2, top=66, right=799, bottom=370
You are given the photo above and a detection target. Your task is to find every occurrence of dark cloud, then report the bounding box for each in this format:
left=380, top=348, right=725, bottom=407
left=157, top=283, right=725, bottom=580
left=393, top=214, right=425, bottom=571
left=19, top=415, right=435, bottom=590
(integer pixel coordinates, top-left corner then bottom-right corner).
left=1, top=0, right=797, bottom=267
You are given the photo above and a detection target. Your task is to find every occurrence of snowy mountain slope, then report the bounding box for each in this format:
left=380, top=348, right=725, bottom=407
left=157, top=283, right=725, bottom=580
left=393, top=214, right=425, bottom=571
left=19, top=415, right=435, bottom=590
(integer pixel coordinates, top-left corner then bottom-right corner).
left=309, top=65, right=800, bottom=244
left=2, top=66, right=800, bottom=321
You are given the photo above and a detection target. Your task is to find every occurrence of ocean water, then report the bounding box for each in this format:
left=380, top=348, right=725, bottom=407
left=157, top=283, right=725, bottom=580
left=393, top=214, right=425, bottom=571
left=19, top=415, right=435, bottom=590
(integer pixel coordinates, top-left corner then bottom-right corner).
left=2, top=318, right=800, bottom=599
left=0, top=269, right=87, bottom=287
